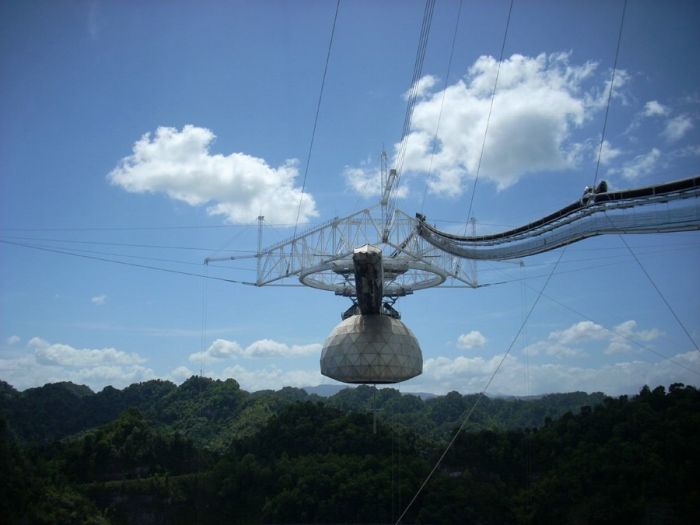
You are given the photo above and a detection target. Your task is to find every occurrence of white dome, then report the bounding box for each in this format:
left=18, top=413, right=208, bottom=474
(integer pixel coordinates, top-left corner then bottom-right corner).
left=320, top=314, right=422, bottom=384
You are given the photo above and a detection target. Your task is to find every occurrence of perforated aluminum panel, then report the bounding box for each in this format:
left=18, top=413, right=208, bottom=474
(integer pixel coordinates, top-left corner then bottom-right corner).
left=320, top=314, right=422, bottom=384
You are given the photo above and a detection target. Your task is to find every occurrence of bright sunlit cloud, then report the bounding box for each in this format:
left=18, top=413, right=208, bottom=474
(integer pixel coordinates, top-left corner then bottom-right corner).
left=663, top=114, right=694, bottom=142
left=0, top=337, right=153, bottom=391
left=189, top=338, right=322, bottom=363
left=457, top=330, right=487, bottom=350
left=346, top=52, right=632, bottom=198
left=521, top=320, right=661, bottom=358
left=413, top=350, right=696, bottom=396
left=609, top=147, right=661, bottom=180
left=642, top=100, right=670, bottom=118
left=109, top=125, right=318, bottom=225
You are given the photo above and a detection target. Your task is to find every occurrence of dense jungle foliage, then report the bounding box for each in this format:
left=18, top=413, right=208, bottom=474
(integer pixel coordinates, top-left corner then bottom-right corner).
left=1, top=378, right=698, bottom=524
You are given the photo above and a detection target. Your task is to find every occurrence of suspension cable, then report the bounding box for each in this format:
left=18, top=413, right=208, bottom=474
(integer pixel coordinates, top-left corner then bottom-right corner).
left=419, top=0, right=464, bottom=213
left=616, top=233, right=699, bottom=352
left=395, top=247, right=566, bottom=524
left=0, top=239, right=255, bottom=285
left=592, top=0, right=628, bottom=189
left=464, top=0, right=514, bottom=228
left=483, top=256, right=700, bottom=376
left=389, top=0, right=437, bottom=218
left=291, top=0, right=341, bottom=238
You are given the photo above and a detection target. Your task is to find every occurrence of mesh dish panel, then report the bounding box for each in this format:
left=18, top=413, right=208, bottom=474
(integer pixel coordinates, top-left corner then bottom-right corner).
left=320, top=314, right=422, bottom=384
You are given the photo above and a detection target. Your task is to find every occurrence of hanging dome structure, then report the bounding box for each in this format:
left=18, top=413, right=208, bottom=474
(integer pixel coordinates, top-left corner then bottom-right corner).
left=320, top=314, right=422, bottom=384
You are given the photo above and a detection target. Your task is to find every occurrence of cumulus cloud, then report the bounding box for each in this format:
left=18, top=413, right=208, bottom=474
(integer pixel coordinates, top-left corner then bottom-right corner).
left=663, top=114, right=693, bottom=142
left=642, top=100, right=670, bottom=118
left=222, top=364, right=325, bottom=391
left=598, top=140, right=622, bottom=165
left=346, top=52, right=629, bottom=197
left=411, top=350, right=699, bottom=396
left=610, top=148, right=661, bottom=180
left=0, top=337, right=152, bottom=390
left=343, top=160, right=409, bottom=199
left=29, top=337, right=146, bottom=367
left=169, top=366, right=195, bottom=383
left=189, top=338, right=321, bottom=363
left=7, top=335, right=20, bottom=345
left=109, top=125, right=318, bottom=224
left=605, top=320, right=660, bottom=355
left=457, top=330, right=487, bottom=350
left=522, top=320, right=660, bottom=358
left=404, top=74, right=439, bottom=100
left=91, top=294, right=107, bottom=306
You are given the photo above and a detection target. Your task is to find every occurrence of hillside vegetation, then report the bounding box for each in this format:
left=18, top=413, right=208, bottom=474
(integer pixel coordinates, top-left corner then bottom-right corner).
left=0, top=379, right=697, bottom=524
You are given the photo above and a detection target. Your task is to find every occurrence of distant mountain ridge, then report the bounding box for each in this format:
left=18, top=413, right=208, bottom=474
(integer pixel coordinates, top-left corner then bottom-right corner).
left=0, top=377, right=605, bottom=448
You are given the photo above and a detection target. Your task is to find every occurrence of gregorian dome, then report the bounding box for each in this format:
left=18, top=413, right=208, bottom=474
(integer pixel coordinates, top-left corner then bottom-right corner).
left=320, top=314, right=422, bottom=384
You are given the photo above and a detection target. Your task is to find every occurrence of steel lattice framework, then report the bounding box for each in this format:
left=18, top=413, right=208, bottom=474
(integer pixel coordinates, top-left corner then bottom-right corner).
left=252, top=206, right=477, bottom=296
left=207, top=176, right=700, bottom=299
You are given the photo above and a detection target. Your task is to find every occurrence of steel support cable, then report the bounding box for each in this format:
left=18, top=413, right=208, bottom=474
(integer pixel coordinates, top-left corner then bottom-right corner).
left=596, top=14, right=698, bottom=358
left=615, top=230, right=699, bottom=351
left=0, top=239, right=256, bottom=286
left=389, top=0, right=437, bottom=220
left=0, top=238, right=258, bottom=271
left=0, top=240, right=204, bottom=267
left=395, top=0, right=437, bottom=174
left=463, top=0, right=514, bottom=229
left=0, top=224, right=256, bottom=232
left=592, top=0, right=628, bottom=190
left=291, top=0, right=341, bottom=239
left=394, top=248, right=566, bottom=525
left=419, top=0, right=465, bottom=214
left=0, top=234, right=254, bottom=253
left=199, top=263, right=210, bottom=378
left=543, top=283, right=700, bottom=376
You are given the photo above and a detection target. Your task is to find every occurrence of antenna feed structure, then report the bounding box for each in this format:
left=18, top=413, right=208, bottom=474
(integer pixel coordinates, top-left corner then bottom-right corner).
left=320, top=244, right=423, bottom=384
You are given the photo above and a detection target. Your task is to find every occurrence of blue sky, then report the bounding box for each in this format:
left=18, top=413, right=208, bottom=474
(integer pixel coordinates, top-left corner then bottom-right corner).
left=1, top=0, right=698, bottom=395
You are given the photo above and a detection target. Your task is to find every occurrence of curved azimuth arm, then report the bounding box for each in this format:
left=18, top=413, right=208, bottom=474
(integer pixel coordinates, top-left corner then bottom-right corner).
left=206, top=176, right=699, bottom=293
left=417, top=176, right=700, bottom=261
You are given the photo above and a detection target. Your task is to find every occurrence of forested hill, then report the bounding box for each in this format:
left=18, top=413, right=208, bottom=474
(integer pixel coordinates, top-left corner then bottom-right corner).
left=0, top=377, right=605, bottom=447
left=1, top=380, right=698, bottom=524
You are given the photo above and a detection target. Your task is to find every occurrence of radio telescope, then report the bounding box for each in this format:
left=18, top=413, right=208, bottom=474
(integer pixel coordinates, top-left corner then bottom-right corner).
left=206, top=151, right=700, bottom=385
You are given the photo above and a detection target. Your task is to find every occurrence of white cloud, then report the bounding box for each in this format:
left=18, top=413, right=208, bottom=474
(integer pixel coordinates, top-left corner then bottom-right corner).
left=605, top=320, right=661, bottom=355
left=597, top=140, right=622, bottom=165
left=611, top=147, right=661, bottom=180
left=642, top=100, right=669, bottom=118
left=550, top=320, right=608, bottom=345
left=404, top=74, right=439, bottom=100
left=663, top=114, right=693, bottom=142
left=29, top=337, right=146, bottom=367
left=91, top=294, right=107, bottom=306
left=244, top=339, right=322, bottom=358
left=189, top=338, right=321, bottom=363
left=673, top=144, right=700, bottom=158
left=7, top=335, right=20, bottom=345
left=0, top=337, right=153, bottom=391
left=343, top=163, right=409, bottom=199
left=344, top=166, right=383, bottom=198
left=457, top=330, right=487, bottom=350
left=385, top=53, right=616, bottom=195
left=109, top=125, right=318, bottom=225
left=409, top=350, right=699, bottom=396
left=222, top=364, right=325, bottom=391
left=522, top=320, right=660, bottom=358
left=169, top=366, right=195, bottom=383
